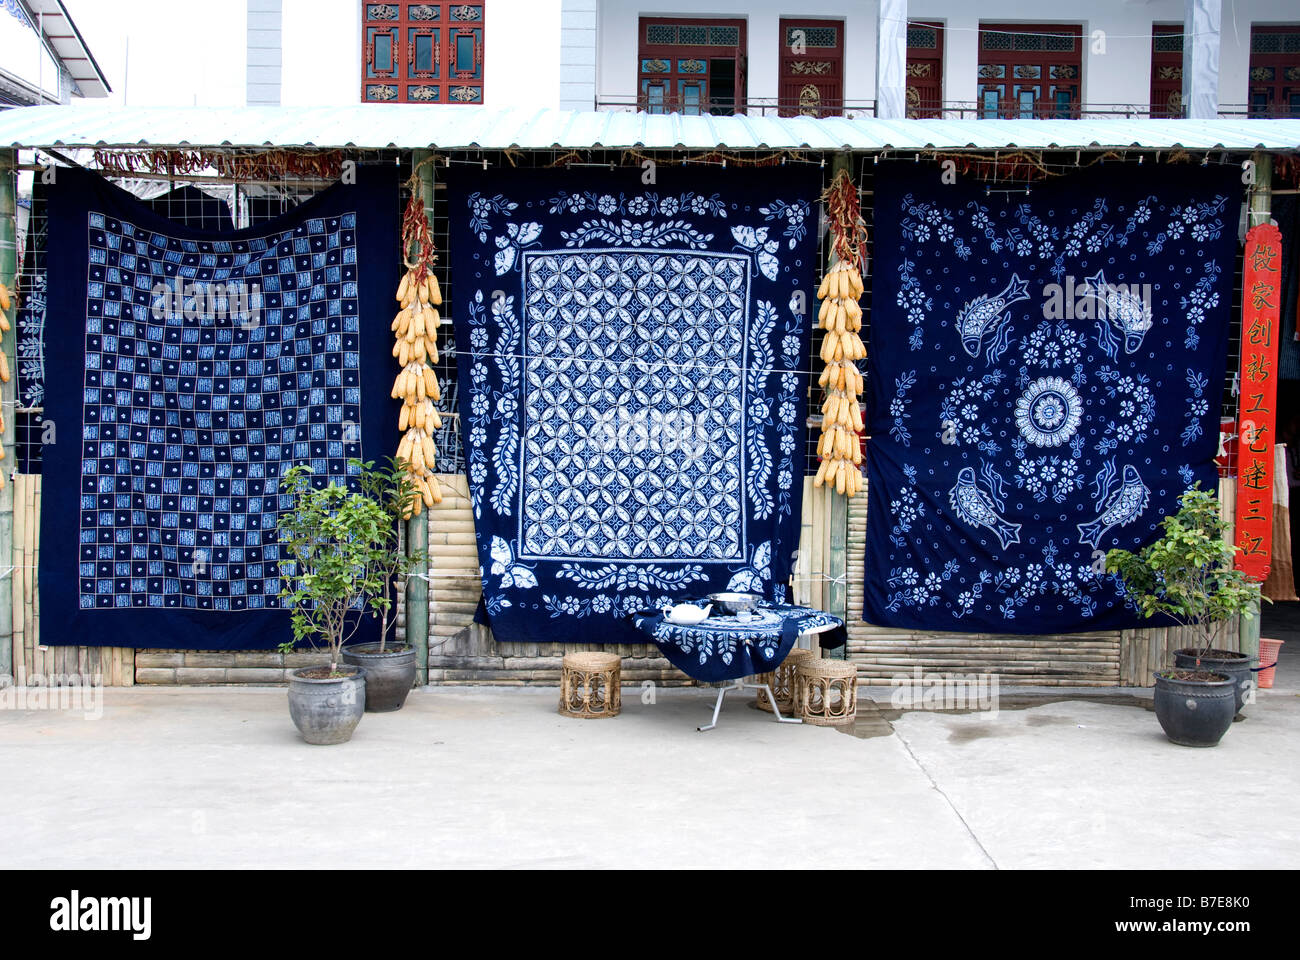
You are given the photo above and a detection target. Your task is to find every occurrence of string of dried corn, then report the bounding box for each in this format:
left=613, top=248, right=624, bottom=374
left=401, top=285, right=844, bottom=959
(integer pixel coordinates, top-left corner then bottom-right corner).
left=391, top=182, right=444, bottom=516
left=812, top=170, right=868, bottom=498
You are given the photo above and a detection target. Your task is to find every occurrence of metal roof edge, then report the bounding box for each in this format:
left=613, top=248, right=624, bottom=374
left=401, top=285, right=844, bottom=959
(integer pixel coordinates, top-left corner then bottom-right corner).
left=0, top=105, right=1298, bottom=152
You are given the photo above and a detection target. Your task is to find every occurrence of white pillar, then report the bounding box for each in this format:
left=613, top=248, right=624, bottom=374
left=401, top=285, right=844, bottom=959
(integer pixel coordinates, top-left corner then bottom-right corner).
left=1182, top=0, right=1221, bottom=119
left=876, top=0, right=908, bottom=118
left=559, top=0, right=599, bottom=111
left=246, top=0, right=282, bottom=106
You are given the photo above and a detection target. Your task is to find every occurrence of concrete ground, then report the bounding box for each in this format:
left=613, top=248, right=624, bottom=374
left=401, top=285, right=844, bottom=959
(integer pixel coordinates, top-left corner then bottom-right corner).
left=1, top=640, right=1295, bottom=869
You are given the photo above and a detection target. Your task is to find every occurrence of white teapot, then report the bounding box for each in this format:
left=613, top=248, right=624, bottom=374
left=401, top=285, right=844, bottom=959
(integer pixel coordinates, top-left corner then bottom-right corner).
left=662, top=602, right=712, bottom=626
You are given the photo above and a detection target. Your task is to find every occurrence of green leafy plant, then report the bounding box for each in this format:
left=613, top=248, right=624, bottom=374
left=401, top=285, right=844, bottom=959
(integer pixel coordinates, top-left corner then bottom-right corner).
left=1106, top=484, right=1262, bottom=659
left=276, top=459, right=424, bottom=672
left=354, top=459, right=427, bottom=652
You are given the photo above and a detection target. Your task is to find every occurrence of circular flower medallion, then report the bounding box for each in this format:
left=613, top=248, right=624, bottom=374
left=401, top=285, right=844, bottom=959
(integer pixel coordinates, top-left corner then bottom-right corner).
left=1015, top=376, right=1082, bottom=448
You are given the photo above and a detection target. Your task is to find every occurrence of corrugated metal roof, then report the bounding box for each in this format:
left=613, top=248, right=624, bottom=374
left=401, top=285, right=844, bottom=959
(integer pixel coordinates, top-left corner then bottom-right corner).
left=2, top=103, right=1299, bottom=152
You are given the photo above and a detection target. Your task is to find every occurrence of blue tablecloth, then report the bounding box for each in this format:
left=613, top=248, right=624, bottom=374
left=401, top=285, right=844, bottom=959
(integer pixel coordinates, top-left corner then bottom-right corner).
left=630, top=603, right=845, bottom=683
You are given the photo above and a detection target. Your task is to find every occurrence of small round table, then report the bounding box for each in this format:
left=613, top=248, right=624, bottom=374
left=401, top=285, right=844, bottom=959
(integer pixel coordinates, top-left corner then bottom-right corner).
left=630, top=603, right=846, bottom=731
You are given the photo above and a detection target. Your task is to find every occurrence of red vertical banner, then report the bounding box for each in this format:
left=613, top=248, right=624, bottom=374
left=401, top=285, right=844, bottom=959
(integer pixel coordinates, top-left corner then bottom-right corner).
left=1234, top=222, right=1284, bottom=581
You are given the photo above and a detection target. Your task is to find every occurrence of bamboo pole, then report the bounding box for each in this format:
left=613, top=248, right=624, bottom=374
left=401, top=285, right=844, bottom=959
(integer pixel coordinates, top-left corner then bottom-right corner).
left=0, top=150, right=17, bottom=683
left=405, top=150, right=435, bottom=684
left=10, top=473, right=23, bottom=682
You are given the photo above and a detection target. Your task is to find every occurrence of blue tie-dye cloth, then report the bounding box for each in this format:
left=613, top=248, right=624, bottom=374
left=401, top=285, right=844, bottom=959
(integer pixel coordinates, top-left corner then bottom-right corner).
left=448, top=168, right=820, bottom=645
left=39, top=166, right=400, bottom=650
left=864, top=162, right=1241, bottom=633
left=630, top=603, right=844, bottom=683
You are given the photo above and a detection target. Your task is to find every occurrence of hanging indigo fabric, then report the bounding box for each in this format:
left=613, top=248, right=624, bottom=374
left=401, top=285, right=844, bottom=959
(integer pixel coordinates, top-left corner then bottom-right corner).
left=40, top=166, right=400, bottom=650
left=17, top=184, right=235, bottom=470
left=864, top=162, right=1241, bottom=633
left=15, top=179, right=49, bottom=412
left=449, top=168, right=819, bottom=645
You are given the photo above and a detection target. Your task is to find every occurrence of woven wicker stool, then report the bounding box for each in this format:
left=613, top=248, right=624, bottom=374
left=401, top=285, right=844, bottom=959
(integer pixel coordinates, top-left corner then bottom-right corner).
left=755, top=648, right=814, bottom=713
left=559, top=652, right=622, bottom=719
left=795, top=658, right=858, bottom=726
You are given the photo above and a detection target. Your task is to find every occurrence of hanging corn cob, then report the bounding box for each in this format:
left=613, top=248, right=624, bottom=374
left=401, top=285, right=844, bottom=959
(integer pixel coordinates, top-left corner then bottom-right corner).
left=813, top=170, right=868, bottom=498
left=391, top=180, right=444, bottom=516
left=0, top=282, right=12, bottom=491
left=0, top=281, right=12, bottom=382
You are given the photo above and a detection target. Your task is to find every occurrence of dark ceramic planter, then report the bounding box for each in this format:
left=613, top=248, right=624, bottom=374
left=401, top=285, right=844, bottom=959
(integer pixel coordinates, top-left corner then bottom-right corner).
left=287, top=665, right=366, bottom=744
left=342, top=642, right=417, bottom=712
left=1173, top=649, right=1254, bottom=717
left=1152, top=671, right=1235, bottom=747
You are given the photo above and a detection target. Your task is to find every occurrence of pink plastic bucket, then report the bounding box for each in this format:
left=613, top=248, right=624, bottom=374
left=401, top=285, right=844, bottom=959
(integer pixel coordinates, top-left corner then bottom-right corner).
left=1258, top=638, right=1284, bottom=689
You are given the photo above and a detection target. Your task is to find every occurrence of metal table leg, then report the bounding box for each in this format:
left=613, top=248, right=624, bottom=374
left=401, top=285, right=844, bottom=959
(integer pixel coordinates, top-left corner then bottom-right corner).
left=697, top=678, right=803, bottom=731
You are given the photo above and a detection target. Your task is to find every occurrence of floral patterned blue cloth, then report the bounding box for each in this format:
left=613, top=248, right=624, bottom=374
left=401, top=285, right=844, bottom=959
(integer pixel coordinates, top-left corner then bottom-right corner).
left=631, top=603, right=844, bottom=683
left=864, top=162, right=1241, bottom=633
left=448, top=168, right=820, bottom=645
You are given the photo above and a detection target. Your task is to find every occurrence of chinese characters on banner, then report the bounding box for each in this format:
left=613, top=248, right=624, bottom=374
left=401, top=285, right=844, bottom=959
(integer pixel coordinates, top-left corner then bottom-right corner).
left=1235, top=222, right=1285, bottom=581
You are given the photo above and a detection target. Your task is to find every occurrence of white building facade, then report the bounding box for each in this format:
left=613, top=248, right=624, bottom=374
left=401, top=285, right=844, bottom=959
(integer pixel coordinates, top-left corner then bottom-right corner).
left=243, top=1, right=1300, bottom=120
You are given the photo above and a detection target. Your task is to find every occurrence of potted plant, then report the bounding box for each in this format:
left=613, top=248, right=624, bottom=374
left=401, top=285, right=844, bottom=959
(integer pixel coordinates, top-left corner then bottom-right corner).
left=276, top=461, right=406, bottom=743
left=339, top=459, right=427, bottom=712
left=1106, top=485, right=1262, bottom=747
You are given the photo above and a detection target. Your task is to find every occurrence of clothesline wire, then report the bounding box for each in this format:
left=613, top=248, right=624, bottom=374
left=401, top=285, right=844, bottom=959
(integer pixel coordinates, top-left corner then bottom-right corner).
left=860, top=149, right=1248, bottom=188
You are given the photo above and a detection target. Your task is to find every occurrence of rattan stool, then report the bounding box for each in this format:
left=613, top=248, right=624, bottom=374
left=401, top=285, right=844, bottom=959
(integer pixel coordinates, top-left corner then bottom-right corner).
left=559, top=652, right=622, bottom=719
left=755, top=648, right=814, bottom=713
left=795, top=658, right=858, bottom=726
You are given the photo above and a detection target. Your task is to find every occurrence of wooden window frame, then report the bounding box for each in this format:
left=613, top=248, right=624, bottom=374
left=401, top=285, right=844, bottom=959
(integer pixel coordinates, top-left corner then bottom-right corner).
left=1248, top=23, right=1300, bottom=118
left=777, top=18, right=845, bottom=117
left=361, top=2, right=484, bottom=105
left=905, top=20, right=944, bottom=118
left=977, top=22, right=1082, bottom=119
left=1150, top=23, right=1183, bottom=119
left=637, top=16, right=748, bottom=116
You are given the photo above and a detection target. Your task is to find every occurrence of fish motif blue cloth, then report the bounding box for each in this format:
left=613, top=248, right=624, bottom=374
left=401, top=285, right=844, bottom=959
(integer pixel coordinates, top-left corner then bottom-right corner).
left=39, top=166, right=400, bottom=650
left=864, top=162, right=1241, bottom=633
left=630, top=603, right=843, bottom=683
left=448, top=168, right=820, bottom=645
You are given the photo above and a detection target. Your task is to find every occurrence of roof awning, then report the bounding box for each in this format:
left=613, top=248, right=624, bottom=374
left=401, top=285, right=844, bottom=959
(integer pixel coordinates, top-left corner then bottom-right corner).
left=1, top=104, right=1299, bottom=152
left=24, top=0, right=111, bottom=99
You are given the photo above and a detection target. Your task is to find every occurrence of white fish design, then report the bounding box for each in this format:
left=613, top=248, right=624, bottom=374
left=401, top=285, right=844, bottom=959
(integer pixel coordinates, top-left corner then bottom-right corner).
left=1085, top=270, right=1153, bottom=354
left=1076, top=465, right=1151, bottom=548
left=949, top=467, right=1022, bottom=549
left=955, top=274, right=1030, bottom=358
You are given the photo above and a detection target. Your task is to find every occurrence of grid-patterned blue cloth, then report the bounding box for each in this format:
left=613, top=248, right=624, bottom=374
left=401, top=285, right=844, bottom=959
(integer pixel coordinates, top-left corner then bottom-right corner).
left=40, top=167, right=400, bottom=650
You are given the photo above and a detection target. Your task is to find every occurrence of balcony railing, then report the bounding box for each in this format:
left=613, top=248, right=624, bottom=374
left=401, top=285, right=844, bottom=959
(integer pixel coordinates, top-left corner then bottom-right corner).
left=593, top=97, right=1290, bottom=120
left=593, top=96, right=877, bottom=119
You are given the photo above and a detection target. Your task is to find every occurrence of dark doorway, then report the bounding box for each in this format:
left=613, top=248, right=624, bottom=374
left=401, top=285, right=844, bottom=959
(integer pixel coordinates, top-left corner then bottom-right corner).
left=709, top=58, right=736, bottom=114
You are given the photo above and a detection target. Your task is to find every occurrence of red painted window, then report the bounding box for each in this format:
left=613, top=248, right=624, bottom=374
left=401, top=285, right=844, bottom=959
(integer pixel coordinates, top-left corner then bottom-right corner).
left=777, top=19, right=844, bottom=117
left=1150, top=24, right=1183, bottom=119
left=1248, top=24, right=1300, bottom=118
left=362, top=2, right=484, bottom=104
left=977, top=23, right=1082, bottom=119
left=637, top=17, right=747, bottom=116
left=906, top=21, right=944, bottom=118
